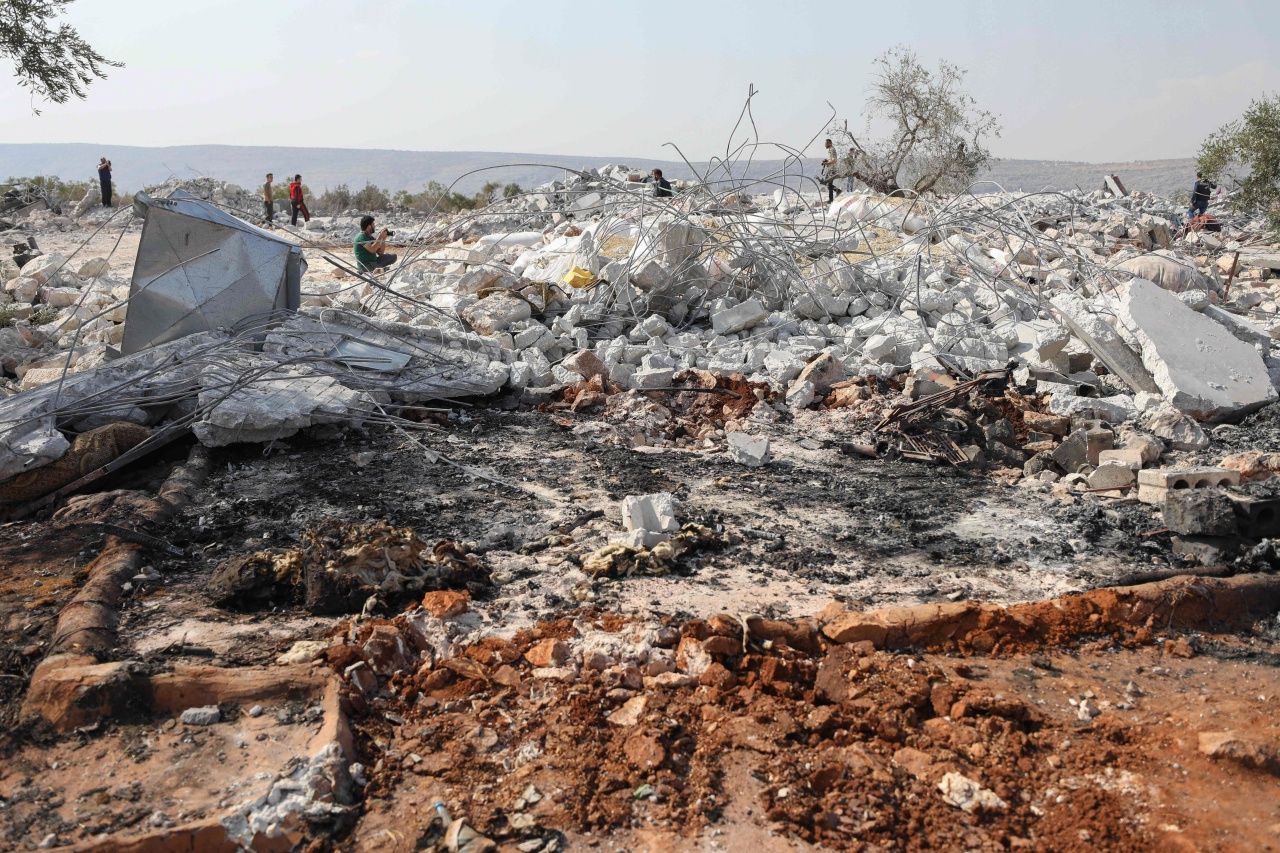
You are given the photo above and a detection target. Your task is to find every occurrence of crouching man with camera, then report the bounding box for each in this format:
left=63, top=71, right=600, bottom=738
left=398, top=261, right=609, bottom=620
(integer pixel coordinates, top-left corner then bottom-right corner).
left=354, top=215, right=397, bottom=273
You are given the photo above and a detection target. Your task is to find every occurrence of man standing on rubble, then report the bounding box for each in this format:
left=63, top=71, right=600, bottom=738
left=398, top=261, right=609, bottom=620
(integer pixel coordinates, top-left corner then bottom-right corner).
left=354, top=215, right=396, bottom=274
left=262, top=173, right=275, bottom=227
left=821, top=138, right=842, bottom=205
left=643, top=168, right=673, bottom=199
left=289, top=174, right=311, bottom=225
left=97, top=157, right=112, bottom=207
left=1189, top=172, right=1216, bottom=220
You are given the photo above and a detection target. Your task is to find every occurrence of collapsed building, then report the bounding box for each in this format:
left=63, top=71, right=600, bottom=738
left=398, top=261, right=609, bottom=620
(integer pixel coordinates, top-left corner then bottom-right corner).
left=2, top=163, right=1280, bottom=850
left=3, top=166, right=1279, bottom=539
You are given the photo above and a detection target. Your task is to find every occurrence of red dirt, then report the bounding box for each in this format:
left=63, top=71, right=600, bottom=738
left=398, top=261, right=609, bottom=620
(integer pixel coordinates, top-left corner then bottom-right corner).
left=345, top=613, right=1280, bottom=851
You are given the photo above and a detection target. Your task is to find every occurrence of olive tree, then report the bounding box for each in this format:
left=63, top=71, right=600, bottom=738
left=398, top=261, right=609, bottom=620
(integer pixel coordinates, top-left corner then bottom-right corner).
left=829, top=47, right=1000, bottom=196
left=1198, top=94, right=1280, bottom=233
left=1, top=0, right=120, bottom=112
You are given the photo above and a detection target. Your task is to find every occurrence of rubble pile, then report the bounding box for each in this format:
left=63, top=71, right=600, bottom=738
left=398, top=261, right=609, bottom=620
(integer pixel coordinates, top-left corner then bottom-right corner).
left=0, top=168, right=1277, bottom=535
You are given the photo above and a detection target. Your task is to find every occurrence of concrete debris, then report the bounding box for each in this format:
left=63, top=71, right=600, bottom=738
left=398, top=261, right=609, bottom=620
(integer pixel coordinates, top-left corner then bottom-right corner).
left=620, top=492, right=679, bottom=548
left=179, top=705, right=221, bottom=726
left=1162, top=489, right=1238, bottom=536
left=727, top=432, right=771, bottom=467
left=1141, top=404, right=1209, bottom=450
left=0, top=157, right=1274, bottom=562
left=937, top=772, right=1007, bottom=813
left=1136, top=466, right=1240, bottom=505
left=1115, top=252, right=1216, bottom=294
left=1049, top=291, right=1158, bottom=396
left=1118, top=278, right=1276, bottom=421
left=1087, top=461, right=1135, bottom=491
left=192, top=361, right=372, bottom=447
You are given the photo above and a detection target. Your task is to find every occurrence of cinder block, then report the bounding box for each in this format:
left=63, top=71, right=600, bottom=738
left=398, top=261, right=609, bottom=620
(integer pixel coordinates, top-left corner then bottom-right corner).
left=1226, top=493, right=1280, bottom=538
left=1137, top=467, right=1240, bottom=505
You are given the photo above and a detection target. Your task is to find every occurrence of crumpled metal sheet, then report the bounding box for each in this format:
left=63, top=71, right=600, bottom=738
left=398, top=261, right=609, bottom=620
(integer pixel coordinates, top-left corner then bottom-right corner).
left=121, top=190, right=303, bottom=354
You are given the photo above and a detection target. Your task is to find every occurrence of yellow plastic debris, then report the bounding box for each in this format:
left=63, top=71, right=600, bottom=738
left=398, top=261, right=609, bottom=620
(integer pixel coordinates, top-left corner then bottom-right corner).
left=562, top=266, right=595, bottom=288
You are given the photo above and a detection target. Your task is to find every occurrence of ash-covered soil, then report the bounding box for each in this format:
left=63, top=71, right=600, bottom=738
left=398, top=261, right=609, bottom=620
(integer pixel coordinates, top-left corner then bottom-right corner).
left=120, top=408, right=1183, bottom=653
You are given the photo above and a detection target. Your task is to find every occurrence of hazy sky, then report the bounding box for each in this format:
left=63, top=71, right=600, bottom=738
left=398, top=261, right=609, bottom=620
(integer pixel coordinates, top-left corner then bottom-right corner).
left=3, top=0, right=1278, bottom=162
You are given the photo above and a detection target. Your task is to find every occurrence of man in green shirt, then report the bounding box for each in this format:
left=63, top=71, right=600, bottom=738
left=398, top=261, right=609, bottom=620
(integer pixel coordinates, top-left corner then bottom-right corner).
left=354, top=215, right=396, bottom=273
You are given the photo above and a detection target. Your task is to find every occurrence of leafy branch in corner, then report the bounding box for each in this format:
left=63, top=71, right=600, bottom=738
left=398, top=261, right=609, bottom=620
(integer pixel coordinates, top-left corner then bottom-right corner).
left=0, top=0, right=121, bottom=113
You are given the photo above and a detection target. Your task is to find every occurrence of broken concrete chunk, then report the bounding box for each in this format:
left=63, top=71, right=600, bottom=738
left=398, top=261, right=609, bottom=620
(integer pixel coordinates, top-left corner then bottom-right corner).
left=1087, top=462, right=1135, bottom=491
left=711, top=299, right=767, bottom=335
left=461, top=292, right=532, bottom=336
left=76, top=257, right=110, bottom=279
left=794, top=351, right=847, bottom=395
left=632, top=367, right=674, bottom=389
left=937, top=772, right=1006, bottom=813
left=620, top=492, right=679, bottom=548
left=563, top=349, right=609, bottom=382
left=0, top=417, right=71, bottom=483
left=21, top=252, right=67, bottom=286
left=1097, top=447, right=1144, bottom=469
left=1047, top=393, right=1137, bottom=424
left=1119, top=278, right=1277, bottom=422
left=1050, top=291, right=1158, bottom=396
left=1141, top=404, right=1209, bottom=450
left=1162, top=490, right=1238, bottom=536
left=192, top=362, right=371, bottom=447
left=179, top=705, right=221, bottom=726
left=1022, top=411, right=1070, bottom=437
left=727, top=432, right=771, bottom=467
left=786, top=380, right=816, bottom=410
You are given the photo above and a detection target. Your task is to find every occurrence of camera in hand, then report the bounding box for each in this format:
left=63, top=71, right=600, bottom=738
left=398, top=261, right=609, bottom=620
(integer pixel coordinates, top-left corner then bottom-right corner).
left=384, top=229, right=394, bottom=237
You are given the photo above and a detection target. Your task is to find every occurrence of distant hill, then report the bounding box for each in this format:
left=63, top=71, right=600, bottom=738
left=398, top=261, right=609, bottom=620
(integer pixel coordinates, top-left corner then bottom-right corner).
left=0, top=143, right=1196, bottom=199
left=974, top=158, right=1195, bottom=198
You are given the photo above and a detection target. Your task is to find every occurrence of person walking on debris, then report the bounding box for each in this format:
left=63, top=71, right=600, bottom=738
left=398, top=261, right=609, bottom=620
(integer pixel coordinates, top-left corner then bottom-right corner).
left=262, top=173, right=275, bottom=227
left=355, top=215, right=396, bottom=273
left=288, top=174, right=311, bottom=225
left=97, top=158, right=112, bottom=207
left=643, top=168, right=673, bottom=198
left=1189, top=172, right=1216, bottom=220
left=821, top=138, right=842, bottom=204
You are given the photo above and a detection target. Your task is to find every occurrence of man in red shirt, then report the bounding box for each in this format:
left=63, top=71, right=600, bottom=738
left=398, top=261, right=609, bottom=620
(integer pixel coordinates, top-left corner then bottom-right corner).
left=288, top=174, right=311, bottom=225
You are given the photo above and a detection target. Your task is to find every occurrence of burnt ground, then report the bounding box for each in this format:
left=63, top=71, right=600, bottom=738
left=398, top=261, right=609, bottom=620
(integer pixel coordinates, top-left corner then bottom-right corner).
left=137, top=407, right=1182, bottom=637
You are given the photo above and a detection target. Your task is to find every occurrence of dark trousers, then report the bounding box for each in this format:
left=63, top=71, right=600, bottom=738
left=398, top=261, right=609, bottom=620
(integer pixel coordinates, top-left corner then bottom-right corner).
left=100, top=178, right=112, bottom=207
left=290, top=200, right=310, bottom=225
left=824, top=178, right=841, bottom=204
left=359, top=252, right=397, bottom=273
left=1188, top=199, right=1208, bottom=219
left=264, top=200, right=274, bottom=224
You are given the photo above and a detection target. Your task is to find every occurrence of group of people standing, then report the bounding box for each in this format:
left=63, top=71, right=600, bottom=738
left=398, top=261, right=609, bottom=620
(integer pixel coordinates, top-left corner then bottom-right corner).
left=91, top=159, right=313, bottom=229
left=261, top=173, right=311, bottom=227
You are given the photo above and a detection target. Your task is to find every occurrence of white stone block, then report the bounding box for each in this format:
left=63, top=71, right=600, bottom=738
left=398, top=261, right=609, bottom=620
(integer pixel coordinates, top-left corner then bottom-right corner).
left=632, top=367, right=673, bottom=389
left=727, top=432, right=771, bottom=467
left=711, top=299, right=767, bottom=335
left=620, top=492, right=679, bottom=548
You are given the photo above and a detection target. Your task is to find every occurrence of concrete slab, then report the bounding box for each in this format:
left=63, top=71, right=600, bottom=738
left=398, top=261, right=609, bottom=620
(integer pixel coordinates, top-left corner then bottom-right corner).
left=1050, top=291, right=1158, bottom=396
left=1118, top=279, right=1277, bottom=422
